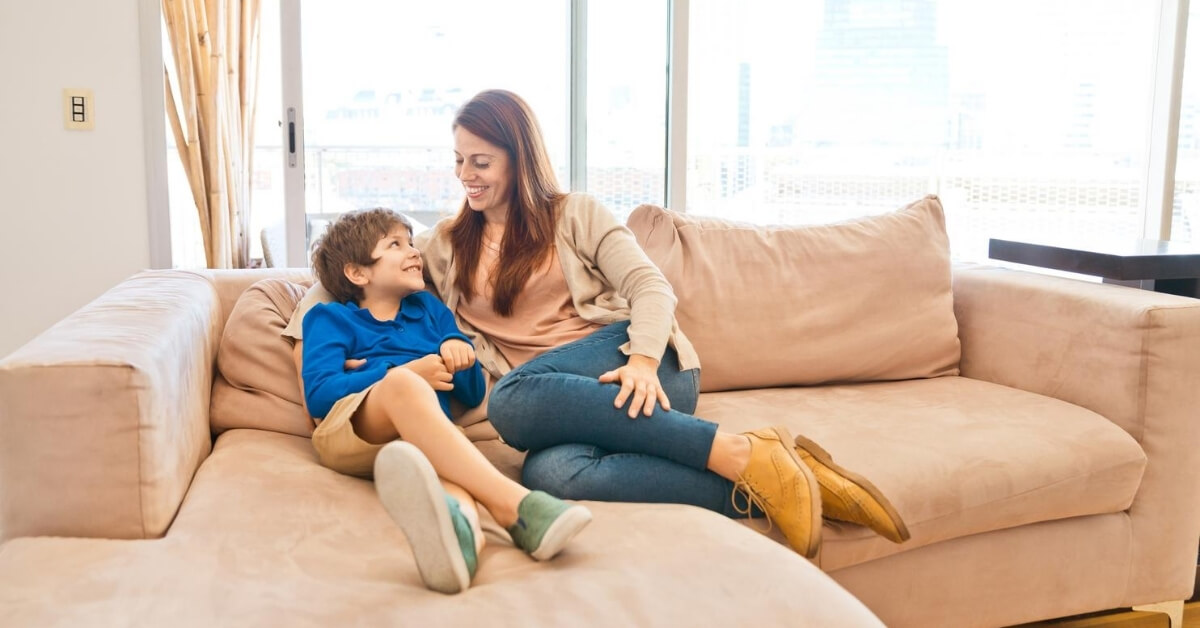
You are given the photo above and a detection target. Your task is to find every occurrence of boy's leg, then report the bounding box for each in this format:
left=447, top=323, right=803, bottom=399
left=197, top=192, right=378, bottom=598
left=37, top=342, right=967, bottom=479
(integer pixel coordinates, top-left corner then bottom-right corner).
left=359, top=367, right=592, bottom=560
left=354, top=367, right=527, bottom=526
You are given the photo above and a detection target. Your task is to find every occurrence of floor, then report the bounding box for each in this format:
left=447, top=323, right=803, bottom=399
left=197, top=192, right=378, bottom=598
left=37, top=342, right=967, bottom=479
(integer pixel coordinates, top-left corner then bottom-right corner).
left=1015, top=602, right=1200, bottom=627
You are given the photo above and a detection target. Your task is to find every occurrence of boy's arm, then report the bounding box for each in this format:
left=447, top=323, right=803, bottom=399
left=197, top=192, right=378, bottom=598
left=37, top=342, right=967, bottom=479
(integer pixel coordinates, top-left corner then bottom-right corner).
left=449, top=360, right=485, bottom=408
left=426, top=292, right=473, bottom=361
left=426, top=293, right=485, bottom=408
left=301, top=306, right=388, bottom=418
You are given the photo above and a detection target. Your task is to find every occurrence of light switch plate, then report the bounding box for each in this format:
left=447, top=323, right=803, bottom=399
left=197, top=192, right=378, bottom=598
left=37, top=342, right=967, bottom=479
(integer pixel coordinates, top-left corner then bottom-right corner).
left=63, top=88, right=94, bottom=130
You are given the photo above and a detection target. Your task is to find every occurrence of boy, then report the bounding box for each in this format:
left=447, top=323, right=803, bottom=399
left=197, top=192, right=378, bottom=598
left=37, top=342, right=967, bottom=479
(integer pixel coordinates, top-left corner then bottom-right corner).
left=301, top=208, right=592, bottom=594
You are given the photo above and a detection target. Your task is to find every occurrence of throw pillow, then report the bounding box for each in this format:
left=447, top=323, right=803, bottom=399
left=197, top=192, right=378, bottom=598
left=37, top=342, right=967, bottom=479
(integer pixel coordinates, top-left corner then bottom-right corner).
left=211, top=278, right=315, bottom=437
left=627, top=195, right=961, bottom=392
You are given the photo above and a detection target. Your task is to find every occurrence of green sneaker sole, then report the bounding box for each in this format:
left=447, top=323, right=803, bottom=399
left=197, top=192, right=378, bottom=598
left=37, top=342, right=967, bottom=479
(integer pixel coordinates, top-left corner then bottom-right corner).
left=527, top=504, right=593, bottom=561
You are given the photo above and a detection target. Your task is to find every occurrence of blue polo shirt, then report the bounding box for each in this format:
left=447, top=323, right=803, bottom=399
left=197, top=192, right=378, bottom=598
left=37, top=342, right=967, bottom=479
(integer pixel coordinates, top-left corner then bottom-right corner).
left=301, top=290, right=485, bottom=419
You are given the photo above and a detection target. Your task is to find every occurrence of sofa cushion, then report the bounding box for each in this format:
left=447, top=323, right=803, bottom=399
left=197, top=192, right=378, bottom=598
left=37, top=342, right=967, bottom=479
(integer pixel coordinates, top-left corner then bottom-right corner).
left=0, top=429, right=885, bottom=628
left=693, top=376, right=1147, bottom=570
left=210, top=278, right=315, bottom=437
left=627, top=195, right=960, bottom=392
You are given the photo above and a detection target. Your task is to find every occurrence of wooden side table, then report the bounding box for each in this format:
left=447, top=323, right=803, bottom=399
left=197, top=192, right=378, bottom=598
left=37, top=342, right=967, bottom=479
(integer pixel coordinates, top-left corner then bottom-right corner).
left=988, top=238, right=1200, bottom=298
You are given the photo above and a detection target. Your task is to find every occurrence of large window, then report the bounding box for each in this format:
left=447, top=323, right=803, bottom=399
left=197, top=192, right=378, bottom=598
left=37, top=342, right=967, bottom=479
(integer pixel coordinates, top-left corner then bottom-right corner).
left=686, top=0, right=1159, bottom=262
left=166, top=1, right=1196, bottom=268
left=586, top=1, right=669, bottom=220
left=295, top=0, right=569, bottom=252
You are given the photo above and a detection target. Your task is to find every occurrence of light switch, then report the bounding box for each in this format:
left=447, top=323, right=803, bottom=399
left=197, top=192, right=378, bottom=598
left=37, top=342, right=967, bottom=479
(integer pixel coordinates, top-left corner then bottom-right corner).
left=63, top=88, right=94, bottom=130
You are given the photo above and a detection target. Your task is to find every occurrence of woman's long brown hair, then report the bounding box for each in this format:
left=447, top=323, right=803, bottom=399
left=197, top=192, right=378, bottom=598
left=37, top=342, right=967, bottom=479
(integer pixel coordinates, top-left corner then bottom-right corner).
left=449, top=90, right=565, bottom=316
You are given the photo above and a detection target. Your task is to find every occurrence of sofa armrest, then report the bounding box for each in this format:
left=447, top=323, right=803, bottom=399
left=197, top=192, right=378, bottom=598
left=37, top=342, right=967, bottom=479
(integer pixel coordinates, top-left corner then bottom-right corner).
left=0, top=271, right=221, bottom=541
left=953, top=264, right=1200, bottom=603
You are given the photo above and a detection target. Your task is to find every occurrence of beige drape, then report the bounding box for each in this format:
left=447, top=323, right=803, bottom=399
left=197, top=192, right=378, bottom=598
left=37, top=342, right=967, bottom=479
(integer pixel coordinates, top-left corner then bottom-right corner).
left=162, top=0, right=262, bottom=269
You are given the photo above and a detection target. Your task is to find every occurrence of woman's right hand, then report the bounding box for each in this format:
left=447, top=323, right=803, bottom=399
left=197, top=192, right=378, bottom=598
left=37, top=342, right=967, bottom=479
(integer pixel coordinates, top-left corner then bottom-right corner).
left=399, top=354, right=454, bottom=391
left=343, top=358, right=366, bottom=371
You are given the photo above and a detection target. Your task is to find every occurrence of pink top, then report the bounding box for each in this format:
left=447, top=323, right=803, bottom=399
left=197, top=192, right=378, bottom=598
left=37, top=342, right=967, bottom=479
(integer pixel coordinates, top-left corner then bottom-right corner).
left=456, top=242, right=603, bottom=368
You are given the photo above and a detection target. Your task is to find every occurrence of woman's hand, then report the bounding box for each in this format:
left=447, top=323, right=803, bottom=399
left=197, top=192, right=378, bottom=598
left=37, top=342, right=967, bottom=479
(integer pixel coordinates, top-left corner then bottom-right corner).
left=343, top=358, right=366, bottom=371
left=439, top=338, right=477, bottom=373
left=598, top=354, right=672, bottom=418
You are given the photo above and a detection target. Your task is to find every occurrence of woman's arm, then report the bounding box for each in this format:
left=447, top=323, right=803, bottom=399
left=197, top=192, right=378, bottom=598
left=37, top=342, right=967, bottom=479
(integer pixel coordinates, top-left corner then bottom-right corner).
left=574, top=196, right=677, bottom=362
left=569, top=195, right=678, bottom=416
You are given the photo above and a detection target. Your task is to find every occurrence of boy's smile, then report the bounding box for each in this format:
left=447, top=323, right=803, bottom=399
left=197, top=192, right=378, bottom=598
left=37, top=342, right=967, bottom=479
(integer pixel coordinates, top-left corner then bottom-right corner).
left=357, top=225, right=425, bottom=303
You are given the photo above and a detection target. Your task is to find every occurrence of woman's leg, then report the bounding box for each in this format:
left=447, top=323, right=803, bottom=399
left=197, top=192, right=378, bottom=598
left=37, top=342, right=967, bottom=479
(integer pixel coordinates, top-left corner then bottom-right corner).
left=489, top=321, right=721, bottom=472
left=491, top=322, right=823, bottom=555
left=521, top=443, right=764, bottom=519
left=489, top=321, right=766, bottom=519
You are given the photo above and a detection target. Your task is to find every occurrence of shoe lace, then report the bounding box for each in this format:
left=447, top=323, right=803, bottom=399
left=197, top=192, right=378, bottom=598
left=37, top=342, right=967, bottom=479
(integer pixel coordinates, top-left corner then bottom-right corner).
left=731, top=476, right=774, bottom=535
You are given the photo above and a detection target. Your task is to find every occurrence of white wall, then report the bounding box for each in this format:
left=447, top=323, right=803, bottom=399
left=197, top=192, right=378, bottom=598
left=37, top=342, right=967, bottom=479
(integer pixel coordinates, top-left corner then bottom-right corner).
left=0, top=1, right=153, bottom=358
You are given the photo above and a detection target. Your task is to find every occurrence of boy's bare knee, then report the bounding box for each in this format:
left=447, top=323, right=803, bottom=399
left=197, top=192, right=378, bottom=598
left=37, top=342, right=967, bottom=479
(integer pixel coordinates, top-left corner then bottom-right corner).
left=379, top=367, right=425, bottom=397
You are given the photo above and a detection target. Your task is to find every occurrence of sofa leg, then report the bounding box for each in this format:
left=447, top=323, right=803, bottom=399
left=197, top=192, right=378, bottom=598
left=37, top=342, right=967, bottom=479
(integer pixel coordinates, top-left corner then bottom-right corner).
left=1132, top=600, right=1184, bottom=628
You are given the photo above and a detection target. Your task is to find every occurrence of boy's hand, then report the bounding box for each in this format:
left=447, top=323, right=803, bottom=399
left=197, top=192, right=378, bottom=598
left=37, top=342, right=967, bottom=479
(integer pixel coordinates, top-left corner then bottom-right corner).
left=400, top=355, right=454, bottom=391
left=439, top=339, right=476, bottom=373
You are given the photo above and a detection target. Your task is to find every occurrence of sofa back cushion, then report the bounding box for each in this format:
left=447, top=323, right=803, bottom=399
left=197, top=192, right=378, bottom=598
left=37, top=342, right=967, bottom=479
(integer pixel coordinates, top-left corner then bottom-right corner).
left=627, top=195, right=960, bottom=392
left=211, top=278, right=315, bottom=437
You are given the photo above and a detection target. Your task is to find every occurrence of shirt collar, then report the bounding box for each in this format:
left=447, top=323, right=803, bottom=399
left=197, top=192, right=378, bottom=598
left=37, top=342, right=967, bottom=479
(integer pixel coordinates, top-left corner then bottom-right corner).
left=348, top=292, right=426, bottom=323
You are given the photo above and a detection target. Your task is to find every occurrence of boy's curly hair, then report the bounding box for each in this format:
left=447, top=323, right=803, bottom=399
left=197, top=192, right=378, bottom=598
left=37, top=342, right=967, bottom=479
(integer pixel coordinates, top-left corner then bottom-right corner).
left=310, top=208, right=413, bottom=303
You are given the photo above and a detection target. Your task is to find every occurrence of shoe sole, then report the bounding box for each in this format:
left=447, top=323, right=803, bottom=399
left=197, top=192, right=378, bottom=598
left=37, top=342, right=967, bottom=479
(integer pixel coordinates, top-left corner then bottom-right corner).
left=374, top=441, right=470, bottom=594
left=527, top=504, right=593, bottom=562
left=768, top=426, right=823, bottom=559
left=793, top=433, right=911, bottom=543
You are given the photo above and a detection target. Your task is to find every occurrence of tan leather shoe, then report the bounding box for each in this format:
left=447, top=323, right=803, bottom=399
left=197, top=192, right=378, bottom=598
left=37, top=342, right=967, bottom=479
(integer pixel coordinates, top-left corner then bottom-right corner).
left=793, top=434, right=911, bottom=543
left=735, top=426, right=822, bottom=558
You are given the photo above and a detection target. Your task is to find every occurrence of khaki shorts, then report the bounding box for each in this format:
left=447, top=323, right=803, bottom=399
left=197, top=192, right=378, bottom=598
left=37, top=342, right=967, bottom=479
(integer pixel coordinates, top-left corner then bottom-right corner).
left=311, top=385, right=387, bottom=478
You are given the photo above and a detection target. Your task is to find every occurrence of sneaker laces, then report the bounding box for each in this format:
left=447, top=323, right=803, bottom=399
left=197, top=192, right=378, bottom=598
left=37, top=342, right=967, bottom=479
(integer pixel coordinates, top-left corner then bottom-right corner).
left=731, top=476, right=774, bottom=534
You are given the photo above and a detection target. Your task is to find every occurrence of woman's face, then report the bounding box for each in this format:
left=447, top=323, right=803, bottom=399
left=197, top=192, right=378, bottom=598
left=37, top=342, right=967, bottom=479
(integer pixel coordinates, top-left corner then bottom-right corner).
left=453, top=126, right=513, bottom=217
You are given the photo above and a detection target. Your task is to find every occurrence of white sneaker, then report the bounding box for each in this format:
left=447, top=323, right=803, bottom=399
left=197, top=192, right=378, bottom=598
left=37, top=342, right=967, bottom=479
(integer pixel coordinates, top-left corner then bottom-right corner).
left=374, top=441, right=477, bottom=594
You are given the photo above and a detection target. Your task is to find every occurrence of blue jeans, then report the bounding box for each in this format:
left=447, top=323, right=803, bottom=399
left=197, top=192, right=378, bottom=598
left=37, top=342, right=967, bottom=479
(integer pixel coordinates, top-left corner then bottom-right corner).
left=488, top=321, right=756, bottom=519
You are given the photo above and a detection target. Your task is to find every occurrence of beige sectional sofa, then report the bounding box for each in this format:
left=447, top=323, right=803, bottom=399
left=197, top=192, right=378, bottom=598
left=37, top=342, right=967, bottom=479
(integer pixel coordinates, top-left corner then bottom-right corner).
left=2, top=196, right=1198, bottom=627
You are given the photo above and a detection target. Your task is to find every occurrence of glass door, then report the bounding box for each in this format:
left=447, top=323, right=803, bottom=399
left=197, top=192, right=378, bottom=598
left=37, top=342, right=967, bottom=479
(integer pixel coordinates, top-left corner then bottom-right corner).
left=281, top=1, right=570, bottom=264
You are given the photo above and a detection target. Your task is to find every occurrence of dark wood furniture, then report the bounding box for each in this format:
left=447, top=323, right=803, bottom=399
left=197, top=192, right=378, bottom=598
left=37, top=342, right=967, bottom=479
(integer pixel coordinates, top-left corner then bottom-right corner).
left=988, top=237, right=1200, bottom=298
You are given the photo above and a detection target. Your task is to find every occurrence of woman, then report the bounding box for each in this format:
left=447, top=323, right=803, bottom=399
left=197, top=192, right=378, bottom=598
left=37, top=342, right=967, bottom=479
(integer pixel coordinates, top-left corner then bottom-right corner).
left=289, top=90, right=909, bottom=558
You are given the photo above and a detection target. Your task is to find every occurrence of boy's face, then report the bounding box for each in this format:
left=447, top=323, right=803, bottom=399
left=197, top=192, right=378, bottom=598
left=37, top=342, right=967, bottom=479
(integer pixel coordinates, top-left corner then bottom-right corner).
left=352, top=225, right=424, bottom=299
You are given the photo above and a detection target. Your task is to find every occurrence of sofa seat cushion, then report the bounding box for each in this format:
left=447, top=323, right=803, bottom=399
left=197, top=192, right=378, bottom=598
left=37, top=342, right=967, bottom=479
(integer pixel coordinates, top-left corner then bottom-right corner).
left=694, top=376, right=1147, bottom=570
left=0, top=429, right=883, bottom=627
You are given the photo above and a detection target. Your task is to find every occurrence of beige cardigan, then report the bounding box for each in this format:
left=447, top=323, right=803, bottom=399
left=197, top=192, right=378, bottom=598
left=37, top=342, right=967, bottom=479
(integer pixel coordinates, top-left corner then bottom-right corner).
left=284, top=193, right=699, bottom=381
